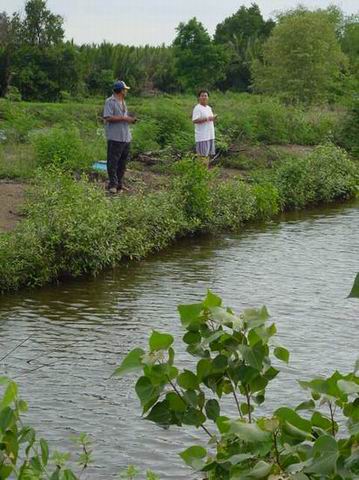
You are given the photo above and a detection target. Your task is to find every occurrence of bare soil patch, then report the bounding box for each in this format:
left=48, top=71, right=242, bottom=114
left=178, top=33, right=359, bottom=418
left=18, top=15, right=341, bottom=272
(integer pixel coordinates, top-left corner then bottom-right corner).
left=0, top=181, right=26, bottom=232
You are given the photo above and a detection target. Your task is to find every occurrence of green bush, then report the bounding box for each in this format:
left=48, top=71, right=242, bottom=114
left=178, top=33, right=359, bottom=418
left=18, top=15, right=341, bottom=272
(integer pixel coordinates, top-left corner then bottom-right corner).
left=308, top=143, right=358, bottom=203
left=140, top=99, right=193, bottom=152
left=210, top=181, right=257, bottom=230
left=335, top=97, right=359, bottom=158
left=273, top=143, right=358, bottom=209
left=172, top=158, right=214, bottom=225
left=132, top=119, right=161, bottom=155
left=31, top=127, right=92, bottom=171
left=273, top=156, right=316, bottom=209
left=4, top=85, right=22, bottom=102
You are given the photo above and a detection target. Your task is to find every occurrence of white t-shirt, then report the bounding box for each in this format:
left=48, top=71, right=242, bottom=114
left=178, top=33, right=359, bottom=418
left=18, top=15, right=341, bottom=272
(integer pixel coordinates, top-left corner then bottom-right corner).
left=192, top=104, right=215, bottom=142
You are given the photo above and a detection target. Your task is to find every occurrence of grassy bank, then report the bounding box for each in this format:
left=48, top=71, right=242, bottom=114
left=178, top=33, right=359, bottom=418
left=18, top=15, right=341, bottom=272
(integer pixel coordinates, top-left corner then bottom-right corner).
left=0, top=143, right=357, bottom=293
left=0, top=93, right=357, bottom=180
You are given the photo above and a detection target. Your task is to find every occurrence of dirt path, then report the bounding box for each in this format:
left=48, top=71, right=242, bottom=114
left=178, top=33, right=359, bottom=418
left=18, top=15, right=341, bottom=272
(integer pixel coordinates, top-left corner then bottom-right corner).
left=0, top=182, right=26, bottom=232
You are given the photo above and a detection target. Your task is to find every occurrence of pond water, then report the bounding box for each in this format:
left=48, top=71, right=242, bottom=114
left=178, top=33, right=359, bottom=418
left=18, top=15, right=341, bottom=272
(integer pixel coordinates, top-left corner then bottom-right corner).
left=0, top=200, right=358, bottom=478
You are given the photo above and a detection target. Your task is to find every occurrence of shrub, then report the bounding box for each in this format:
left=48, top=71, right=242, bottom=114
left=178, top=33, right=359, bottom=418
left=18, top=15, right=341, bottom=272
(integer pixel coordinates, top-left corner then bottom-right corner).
left=21, top=169, right=119, bottom=277
left=116, top=290, right=359, bottom=480
left=209, top=181, right=257, bottom=230
left=308, top=143, right=358, bottom=202
left=31, top=127, right=92, bottom=171
left=273, top=156, right=316, bottom=209
left=335, top=97, right=359, bottom=158
left=140, top=99, right=193, bottom=152
left=4, top=85, right=22, bottom=102
left=172, top=158, right=214, bottom=225
left=132, top=119, right=161, bottom=155
left=272, top=143, right=358, bottom=209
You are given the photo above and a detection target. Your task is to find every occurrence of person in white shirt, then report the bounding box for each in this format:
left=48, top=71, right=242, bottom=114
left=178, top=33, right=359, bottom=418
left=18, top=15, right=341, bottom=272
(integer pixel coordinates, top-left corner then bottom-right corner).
left=192, top=90, right=217, bottom=162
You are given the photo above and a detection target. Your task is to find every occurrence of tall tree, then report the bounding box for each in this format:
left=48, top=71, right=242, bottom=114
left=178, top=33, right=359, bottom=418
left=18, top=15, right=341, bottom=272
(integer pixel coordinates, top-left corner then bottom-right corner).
left=173, top=18, right=228, bottom=91
left=252, top=9, right=347, bottom=103
left=214, top=4, right=275, bottom=91
left=22, top=0, right=64, bottom=47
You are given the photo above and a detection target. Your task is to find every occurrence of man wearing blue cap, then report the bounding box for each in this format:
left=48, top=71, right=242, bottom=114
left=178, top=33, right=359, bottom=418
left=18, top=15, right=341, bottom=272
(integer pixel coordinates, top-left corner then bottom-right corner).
left=103, top=80, right=136, bottom=194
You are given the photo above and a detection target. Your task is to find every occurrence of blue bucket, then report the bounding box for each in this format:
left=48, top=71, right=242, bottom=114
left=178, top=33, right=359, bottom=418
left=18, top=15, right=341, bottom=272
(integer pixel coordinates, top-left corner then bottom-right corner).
left=92, top=161, right=107, bottom=172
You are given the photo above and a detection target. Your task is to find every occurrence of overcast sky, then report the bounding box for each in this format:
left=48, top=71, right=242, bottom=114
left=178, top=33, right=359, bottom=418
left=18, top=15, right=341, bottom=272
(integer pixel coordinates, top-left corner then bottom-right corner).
left=0, top=0, right=357, bottom=45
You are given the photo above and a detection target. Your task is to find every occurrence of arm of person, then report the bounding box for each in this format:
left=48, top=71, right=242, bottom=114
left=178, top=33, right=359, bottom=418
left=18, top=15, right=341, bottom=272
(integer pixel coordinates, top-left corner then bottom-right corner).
left=104, top=115, right=135, bottom=123
left=192, top=117, right=210, bottom=124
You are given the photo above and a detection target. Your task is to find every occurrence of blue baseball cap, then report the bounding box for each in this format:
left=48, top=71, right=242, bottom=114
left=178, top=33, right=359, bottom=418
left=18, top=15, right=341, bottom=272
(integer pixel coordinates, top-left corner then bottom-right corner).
left=113, top=80, right=130, bottom=92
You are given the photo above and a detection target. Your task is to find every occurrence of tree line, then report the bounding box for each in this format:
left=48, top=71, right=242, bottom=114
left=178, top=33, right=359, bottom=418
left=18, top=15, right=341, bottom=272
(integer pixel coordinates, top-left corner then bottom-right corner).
left=0, top=0, right=358, bottom=103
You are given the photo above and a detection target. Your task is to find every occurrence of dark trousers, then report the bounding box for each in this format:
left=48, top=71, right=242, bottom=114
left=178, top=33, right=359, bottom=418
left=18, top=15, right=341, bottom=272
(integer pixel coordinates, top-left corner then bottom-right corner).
left=107, top=140, right=130, bottom=189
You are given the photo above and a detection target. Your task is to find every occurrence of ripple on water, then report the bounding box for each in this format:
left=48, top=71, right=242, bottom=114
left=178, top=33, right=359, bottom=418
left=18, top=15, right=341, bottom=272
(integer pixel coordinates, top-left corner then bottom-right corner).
left=0, top=200, right=358, bottom=478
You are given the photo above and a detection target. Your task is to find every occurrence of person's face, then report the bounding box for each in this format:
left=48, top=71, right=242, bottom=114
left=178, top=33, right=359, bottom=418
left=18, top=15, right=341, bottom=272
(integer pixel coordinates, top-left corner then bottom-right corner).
left=199, top=92, right=209, bottom=105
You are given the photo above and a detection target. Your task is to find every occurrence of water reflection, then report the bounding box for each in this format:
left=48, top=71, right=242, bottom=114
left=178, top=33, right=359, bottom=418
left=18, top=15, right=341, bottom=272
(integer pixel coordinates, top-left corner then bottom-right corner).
left=0, top=200, right=358, bottom=478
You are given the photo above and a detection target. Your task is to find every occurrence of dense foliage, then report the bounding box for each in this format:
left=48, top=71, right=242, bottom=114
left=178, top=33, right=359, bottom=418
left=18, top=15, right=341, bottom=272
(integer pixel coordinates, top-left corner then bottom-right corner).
left=116, top=288, right=359, bottom=479
left=0, top=142, right=357, bottom=293
left=0, top=1, right=358, bottom=101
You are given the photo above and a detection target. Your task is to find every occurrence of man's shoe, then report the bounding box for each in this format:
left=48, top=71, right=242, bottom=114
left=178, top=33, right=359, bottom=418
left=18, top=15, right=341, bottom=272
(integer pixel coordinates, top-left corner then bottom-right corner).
left=108, top=187, right=117, bottom=194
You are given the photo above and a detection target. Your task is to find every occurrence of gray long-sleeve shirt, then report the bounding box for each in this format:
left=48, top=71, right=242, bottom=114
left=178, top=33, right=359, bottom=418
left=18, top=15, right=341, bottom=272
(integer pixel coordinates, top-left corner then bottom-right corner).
left=103, top=95, right=132, bottom=143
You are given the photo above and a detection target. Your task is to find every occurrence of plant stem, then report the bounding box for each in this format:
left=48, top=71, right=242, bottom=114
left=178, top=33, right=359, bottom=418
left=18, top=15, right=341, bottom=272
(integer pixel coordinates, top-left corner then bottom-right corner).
left=328, top=401, right=336, bottom=437
left=167, top=376, right=215, bottom=441
left=273, top=431, right=282, bottom=469
left=229, top=378, right=243, bottom=418
left=244, top=387, right=252, bottom=423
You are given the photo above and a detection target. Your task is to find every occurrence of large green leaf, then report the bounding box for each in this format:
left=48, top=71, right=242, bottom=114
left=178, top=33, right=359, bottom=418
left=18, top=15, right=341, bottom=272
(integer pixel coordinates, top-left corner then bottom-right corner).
left=233, top=460, right=272, bottom=479
left=305, top=435, right=339, bottom=475
left=182, top=407, right=206, bottom=427
left=166, top=392, right=186, bottom=413
left=40, top=438, right=49, bottom=466
left=348, top=273, right=359, bottom=298
left=275, top=407, right=312, bottom=439
left=203, top=290, right=222, bottom=308
left=180, top=445, right=207, bottom=470
left=205, top=399, right=220, bottom=421
left=227, top=419, right=271, bottom=443
left=145, top=400, right=171, bottom=425
left=178, top=303, right=203, bottom=326
left=338, top=379, right=359, bottom=395
left=0, top=381, right=17, bottom=408
left=178, top=370, right=199, bottom=390
left=149, top=331, right=174, bottom=352
left=135, top=376, right=159, bottom=407
left=113, top=348, right=144, bottom=377
left=239, top=344, right=265, bottom=371
left=274, top=346, right=290, bottom=363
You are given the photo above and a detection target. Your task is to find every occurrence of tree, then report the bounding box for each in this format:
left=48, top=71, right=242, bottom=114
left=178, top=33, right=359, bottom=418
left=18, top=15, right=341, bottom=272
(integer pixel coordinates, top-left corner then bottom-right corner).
left=214, top=4, right=275, bottom=91
left=21, top=0, right=64, bottom=47
left=252, top=9, right=347, bottom=103
left=173, top=18, right=228, bottom=91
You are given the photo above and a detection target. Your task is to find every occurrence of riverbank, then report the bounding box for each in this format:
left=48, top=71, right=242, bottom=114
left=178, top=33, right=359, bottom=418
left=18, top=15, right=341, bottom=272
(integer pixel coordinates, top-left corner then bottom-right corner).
left=0, top=142, right=357, bottom=294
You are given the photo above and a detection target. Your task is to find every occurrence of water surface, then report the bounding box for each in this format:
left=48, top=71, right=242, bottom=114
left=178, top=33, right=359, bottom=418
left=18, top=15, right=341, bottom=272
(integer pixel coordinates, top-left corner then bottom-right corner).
left=0, top=200, right=358, bottom=478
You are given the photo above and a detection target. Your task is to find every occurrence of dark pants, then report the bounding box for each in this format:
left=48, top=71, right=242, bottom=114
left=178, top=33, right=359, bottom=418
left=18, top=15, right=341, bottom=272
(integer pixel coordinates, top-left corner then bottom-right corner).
left=107, top=140, right=130, bottom=189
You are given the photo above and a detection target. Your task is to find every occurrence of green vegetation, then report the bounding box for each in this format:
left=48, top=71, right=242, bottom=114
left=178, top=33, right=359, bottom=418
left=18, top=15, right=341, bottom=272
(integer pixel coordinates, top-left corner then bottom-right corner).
left=115, top=284, right=359, bottom=479
left=1, top=92, right=355, bottom=179
left=0, top=1, right=358, bottom=101
left=252, top=9, right=347, bottom=103
left=0, top=143, right=357, bottom=293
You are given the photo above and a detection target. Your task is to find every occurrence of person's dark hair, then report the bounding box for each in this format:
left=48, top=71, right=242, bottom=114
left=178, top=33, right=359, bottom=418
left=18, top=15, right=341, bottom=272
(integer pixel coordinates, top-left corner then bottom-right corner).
left=197, top=89, right=210, bottom=98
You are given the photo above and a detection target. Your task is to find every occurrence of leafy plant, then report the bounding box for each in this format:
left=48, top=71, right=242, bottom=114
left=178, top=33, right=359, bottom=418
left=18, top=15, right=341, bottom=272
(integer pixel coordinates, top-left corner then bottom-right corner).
left=115, top=290, right=359, bottom=479
left=0, top=376, right=90, bottom=479
left=31, top=127, right=91, bottom=171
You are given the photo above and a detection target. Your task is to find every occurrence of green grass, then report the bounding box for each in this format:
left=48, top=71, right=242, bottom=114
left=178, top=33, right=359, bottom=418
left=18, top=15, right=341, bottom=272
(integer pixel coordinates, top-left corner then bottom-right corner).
left=0, top=93, right=350, bottom=180
left=0, top=144, right=37, bottom=179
